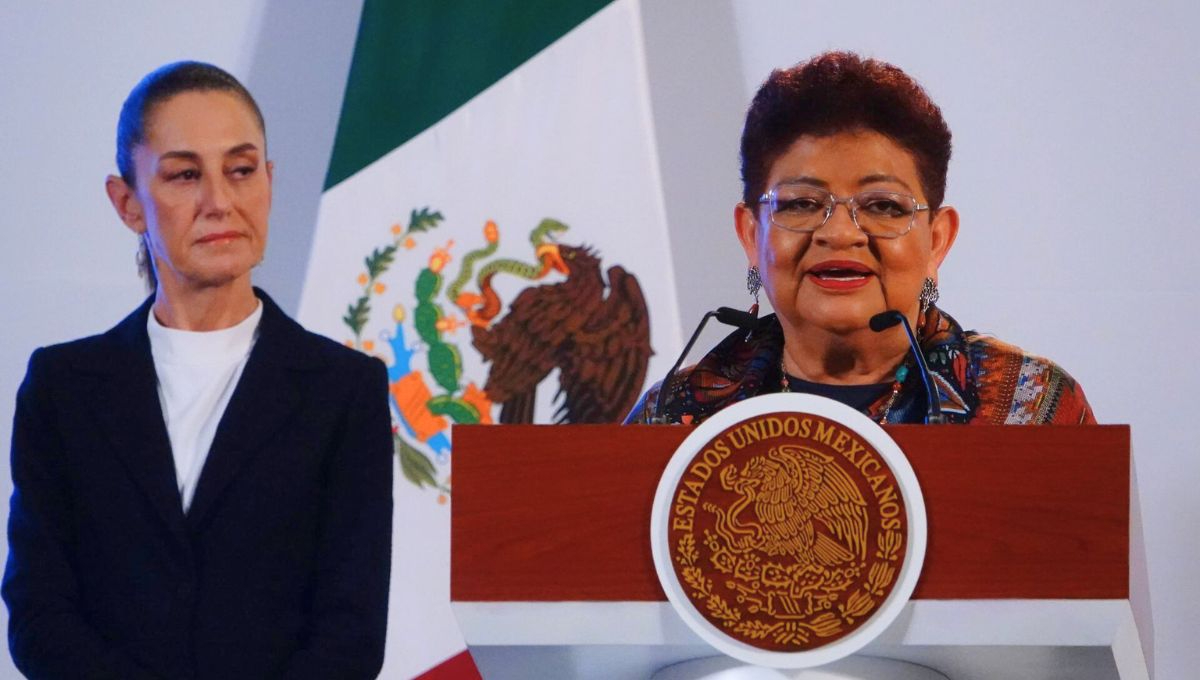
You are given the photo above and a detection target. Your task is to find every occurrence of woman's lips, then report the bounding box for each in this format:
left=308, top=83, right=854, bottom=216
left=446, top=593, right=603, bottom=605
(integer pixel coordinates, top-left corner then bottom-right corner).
left=806, top=260, right=873, bottom=290
left=196, top=231, right=243, bottom=244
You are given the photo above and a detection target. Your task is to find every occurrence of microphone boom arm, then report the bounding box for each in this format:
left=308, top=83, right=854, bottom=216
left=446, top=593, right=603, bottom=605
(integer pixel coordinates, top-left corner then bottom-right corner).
left=870, top=310, right=944, bottom=425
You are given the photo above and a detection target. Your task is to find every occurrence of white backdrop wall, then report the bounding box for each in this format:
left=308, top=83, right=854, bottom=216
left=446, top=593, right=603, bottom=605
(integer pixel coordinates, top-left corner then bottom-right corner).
left=0, top=2, right=1196, bottom=679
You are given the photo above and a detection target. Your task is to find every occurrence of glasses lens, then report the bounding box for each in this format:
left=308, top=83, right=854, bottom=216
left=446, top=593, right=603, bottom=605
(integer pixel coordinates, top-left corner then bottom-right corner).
left=769, top=186, right=830, bottom=232
left=854, top=191, right=917, bottom=237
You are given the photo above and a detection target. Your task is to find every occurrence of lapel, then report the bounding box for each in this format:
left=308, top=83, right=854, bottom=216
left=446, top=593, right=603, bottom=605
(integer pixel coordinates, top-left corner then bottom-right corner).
left=185, top=290, right=323, bottom=531
left=81, top=296, right=189, bottom=544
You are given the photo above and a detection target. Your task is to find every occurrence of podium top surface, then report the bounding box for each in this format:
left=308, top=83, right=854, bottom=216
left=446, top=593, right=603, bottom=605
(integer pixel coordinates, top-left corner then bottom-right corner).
left=452, top=424, right=1129, bottom=603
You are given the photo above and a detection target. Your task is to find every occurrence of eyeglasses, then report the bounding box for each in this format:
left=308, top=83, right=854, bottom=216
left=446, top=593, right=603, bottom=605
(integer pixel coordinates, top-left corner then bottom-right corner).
left=757, top=183, right=930, bottom=239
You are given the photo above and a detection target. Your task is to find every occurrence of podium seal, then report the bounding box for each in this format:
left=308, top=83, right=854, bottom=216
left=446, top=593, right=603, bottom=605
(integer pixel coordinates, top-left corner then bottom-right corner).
left=650, top=393, right=927, bottom=668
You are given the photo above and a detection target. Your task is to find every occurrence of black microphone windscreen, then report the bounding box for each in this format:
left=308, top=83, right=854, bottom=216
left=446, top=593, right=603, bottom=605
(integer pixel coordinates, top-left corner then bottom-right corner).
left=869, top=310, right=904, bottom=332
left=716, top=307, right=758, bottom=329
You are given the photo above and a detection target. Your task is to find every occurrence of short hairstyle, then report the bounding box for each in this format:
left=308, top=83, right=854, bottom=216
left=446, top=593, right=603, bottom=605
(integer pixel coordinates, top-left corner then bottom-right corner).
left=115, top=61, right=265, bottom=188
left=740, top=52, right=952, bottom=210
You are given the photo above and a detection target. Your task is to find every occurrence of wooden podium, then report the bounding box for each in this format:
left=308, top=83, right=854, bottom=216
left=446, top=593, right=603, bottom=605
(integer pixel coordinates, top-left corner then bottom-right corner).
left=451, top=425, right=1151, bottom=680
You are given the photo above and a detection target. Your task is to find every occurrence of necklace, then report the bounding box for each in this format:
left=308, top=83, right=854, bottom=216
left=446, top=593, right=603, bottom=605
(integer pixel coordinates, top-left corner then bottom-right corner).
left=779, top=359, right=908, bottom=424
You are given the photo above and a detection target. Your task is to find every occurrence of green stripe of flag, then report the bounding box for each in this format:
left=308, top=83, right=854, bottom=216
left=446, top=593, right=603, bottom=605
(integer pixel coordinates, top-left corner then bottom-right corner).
left=325, top=0, right=614, bottom=190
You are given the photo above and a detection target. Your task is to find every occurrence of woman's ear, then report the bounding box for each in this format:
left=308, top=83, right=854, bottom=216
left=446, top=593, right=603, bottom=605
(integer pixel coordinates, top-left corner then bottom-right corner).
left=734, top=202, right=761, bottom=266
left=105, top=175, right=146, bottom=235
left=928, top=205, right=960, bottom=273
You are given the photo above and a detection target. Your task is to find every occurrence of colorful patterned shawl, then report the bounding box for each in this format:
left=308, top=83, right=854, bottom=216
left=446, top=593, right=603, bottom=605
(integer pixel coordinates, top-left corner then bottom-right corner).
left=624, top=306, right=1095, bottom=426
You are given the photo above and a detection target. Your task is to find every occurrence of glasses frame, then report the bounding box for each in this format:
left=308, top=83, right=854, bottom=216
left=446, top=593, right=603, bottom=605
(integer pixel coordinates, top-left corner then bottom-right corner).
left=756, top=184, right=931, bottom=239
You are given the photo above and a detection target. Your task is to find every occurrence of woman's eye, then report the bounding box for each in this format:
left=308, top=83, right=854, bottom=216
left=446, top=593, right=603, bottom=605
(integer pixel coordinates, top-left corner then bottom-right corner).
left=170, top=169, right=200, bottom=181
left=777, top=198, right=823, bottom=213
left=863, top=199, right=906, bottom=217
left=230, top=165, right=256, bottom=177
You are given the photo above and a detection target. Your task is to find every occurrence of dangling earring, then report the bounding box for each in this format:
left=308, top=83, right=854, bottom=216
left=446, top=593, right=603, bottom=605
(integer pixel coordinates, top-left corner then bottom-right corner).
left=746, top=266, right=762, bottom=316
left=919, top=277, right=939, bottom=314
left=136, top=234, right=158, bottom=293
left=135, top=235, right=150, bottom=278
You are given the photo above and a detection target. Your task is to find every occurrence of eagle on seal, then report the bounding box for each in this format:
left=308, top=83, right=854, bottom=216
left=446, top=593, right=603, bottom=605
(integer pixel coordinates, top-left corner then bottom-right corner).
left=715, top=445, right=869, bottom=569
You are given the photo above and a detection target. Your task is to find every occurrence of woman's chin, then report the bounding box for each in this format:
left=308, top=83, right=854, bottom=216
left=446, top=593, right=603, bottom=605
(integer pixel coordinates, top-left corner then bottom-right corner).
left=783, top=301, right=878, bottom=335
left=195, top=253, right=260, bottom=284
left=787, top=309, right=873, bottom=335
left=163, top=265, right=256, bottom=293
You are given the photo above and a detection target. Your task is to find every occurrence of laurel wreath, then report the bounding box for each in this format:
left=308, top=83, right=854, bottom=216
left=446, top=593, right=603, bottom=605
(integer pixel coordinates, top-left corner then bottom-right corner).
left=674, top=525, right=904, bottom=645
left=343, top=208, right=453, bottom=495
left=343, top=207, right=444, bottom=344
left=837, top=529, right=902, bottom=625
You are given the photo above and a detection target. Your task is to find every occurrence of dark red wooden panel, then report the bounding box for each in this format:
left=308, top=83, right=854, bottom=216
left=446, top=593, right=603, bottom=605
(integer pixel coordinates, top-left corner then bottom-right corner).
left=451, top=425, right=1128, bottom=601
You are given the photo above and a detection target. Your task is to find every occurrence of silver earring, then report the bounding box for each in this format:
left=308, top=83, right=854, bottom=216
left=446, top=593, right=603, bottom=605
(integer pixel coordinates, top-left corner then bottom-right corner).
left=135, top=237, right=150, bottom=278
left=919, top=277, right=939, bottom=314
left=747, top=266, right=762, bottom=306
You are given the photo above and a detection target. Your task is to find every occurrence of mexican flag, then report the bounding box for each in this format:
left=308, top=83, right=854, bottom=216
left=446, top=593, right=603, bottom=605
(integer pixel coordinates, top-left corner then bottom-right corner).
left=298, top=0, right=682, bottom=676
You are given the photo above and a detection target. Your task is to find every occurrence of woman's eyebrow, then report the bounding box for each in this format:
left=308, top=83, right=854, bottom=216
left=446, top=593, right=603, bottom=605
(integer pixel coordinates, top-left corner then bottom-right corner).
left=777, top=175, right=830, bottom=188
left=225, top=142, right=260, bottom=156
left=158, top=143, right=259, bottom=162
left=858, top=174, right=913, bottom=192
left=159, top=149, right=200, bottom=162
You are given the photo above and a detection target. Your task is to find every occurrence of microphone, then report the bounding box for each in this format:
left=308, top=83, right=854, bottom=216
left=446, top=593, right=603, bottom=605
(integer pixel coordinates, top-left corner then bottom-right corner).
left=869, top=310, right=945, bottom=424
left=715, top=306, right=759, bottom=330
left=651, top=307, right=759, bottom=423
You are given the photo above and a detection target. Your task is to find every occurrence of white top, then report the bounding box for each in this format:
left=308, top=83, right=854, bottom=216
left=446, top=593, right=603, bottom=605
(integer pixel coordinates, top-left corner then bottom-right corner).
left=147, top=301, right=263, bottom=513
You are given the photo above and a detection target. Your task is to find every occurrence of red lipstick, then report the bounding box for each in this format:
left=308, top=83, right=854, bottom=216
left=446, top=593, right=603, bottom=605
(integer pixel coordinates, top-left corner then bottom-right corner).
left=807, top=260, right=873, bottom=290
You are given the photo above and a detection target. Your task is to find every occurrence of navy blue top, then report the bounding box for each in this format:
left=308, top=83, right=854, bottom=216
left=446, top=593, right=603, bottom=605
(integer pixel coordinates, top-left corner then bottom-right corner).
left=784, top=375, right=891, bottom=413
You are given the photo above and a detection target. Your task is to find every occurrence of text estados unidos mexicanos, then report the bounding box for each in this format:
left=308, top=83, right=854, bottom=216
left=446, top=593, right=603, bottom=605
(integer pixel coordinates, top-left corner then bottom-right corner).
left=671, top=415, right=903, bottom=532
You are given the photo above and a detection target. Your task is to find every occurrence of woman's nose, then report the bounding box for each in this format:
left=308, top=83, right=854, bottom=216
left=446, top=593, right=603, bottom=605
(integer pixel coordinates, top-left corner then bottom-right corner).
left=813, top=201, right=868, bottom=248
left=198, top=174, right=234, bottom=216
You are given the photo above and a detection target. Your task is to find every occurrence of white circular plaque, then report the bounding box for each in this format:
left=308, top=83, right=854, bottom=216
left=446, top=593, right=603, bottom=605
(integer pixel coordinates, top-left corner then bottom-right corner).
left=650, top=393, right=927, bottom=668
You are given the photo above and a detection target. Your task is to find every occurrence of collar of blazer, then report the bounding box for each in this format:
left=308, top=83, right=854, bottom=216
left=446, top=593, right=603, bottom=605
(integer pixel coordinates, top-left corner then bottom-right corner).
left=77, top=288, right=328, bottom=535
left=69, top=288, right=327, bottom=374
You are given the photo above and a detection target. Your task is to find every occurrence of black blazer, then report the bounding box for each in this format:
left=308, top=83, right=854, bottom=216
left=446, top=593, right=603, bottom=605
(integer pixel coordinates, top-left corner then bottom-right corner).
left=4, top=290, right=393, bottom=679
